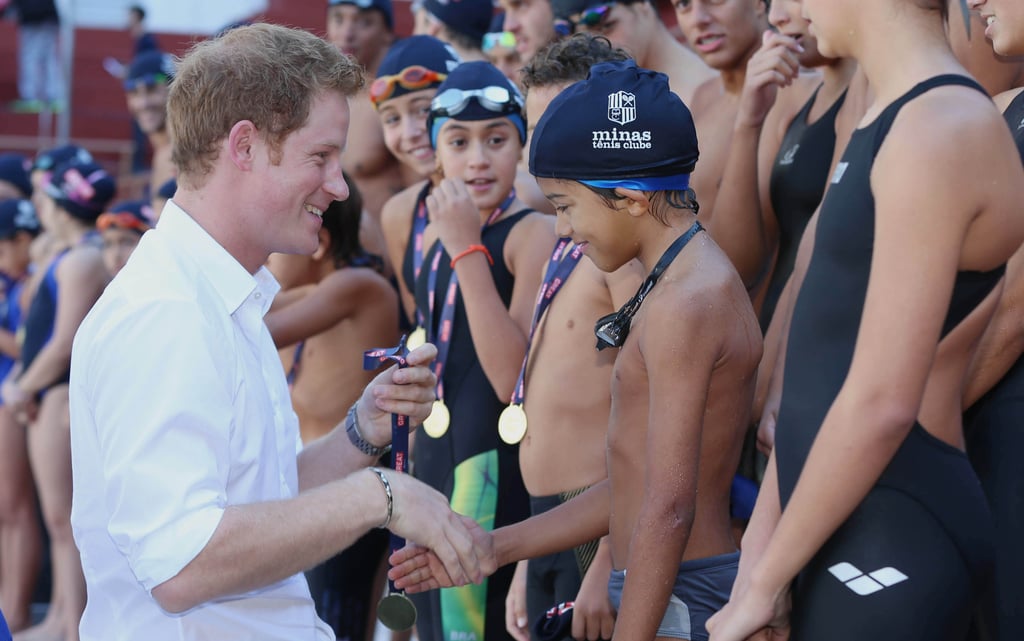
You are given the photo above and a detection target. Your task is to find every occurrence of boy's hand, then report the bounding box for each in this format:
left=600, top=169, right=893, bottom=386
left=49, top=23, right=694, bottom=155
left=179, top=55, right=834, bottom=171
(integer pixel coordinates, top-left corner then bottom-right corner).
left=505, top=561, right=530, bottom=641
left=388, top=523, right=497, bottom=593
left=382, top=475, right=493, bottom=587
left=572, top=547, right=616, bottom=641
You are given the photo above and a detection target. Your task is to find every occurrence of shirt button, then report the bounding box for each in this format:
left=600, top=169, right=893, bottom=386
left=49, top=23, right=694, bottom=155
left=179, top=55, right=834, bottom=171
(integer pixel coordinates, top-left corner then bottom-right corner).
left=254, top=292, right=262, bottom=300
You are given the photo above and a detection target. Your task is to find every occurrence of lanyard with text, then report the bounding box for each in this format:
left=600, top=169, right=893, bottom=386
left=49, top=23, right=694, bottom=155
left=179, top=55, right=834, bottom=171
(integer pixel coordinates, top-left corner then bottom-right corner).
left=407, top=185, right=431, bottom=349
left=421, top=190, right=516, bottom=438
left=498, top=238, right=585, bottom=444
left=362, top=336, right=417, bottom=631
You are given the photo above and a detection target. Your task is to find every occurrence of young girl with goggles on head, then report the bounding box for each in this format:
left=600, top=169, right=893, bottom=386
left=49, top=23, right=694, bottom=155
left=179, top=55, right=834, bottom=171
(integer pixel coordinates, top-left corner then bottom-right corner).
left=377, top=38, right=552, bottom=336
left=401, top=59, right=557, bottom=641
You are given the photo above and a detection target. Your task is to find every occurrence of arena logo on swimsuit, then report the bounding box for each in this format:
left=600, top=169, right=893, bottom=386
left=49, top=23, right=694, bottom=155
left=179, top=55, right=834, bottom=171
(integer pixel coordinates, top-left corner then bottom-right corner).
left=593, top=91, right=652, bottom=149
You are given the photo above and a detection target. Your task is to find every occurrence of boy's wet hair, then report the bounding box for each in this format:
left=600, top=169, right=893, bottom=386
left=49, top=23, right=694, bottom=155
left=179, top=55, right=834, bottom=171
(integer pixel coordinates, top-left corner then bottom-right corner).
left=322, top=173, right=384, bottom=272
left=584, top=185, right=699, bottom=226
left=520, top=33, right=631, bottom=93
left=168, top=23, right=364, bottom=188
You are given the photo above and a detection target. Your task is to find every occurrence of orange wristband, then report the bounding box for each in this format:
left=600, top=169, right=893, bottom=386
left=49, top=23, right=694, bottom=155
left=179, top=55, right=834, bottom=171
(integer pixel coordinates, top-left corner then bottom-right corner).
left=450, top=244, right=493, bottom=268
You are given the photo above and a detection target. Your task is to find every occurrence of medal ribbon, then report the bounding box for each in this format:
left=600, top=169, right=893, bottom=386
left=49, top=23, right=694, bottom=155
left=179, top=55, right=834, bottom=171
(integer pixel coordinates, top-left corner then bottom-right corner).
left=411, top=184, right=431, bottom=329
left=509, top=238, right=585, bottom=405
left=426, top=190, right=517, bottom=403
left=363, top=335, right=411, bottom=594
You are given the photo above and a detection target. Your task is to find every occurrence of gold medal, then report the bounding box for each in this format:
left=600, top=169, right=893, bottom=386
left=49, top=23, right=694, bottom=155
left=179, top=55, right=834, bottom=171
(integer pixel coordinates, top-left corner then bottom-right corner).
left=407, top=327, right=427, bottom=350
left=422, top=399, right=450, bottom=438
left=498, top=404, right=528, bottom=445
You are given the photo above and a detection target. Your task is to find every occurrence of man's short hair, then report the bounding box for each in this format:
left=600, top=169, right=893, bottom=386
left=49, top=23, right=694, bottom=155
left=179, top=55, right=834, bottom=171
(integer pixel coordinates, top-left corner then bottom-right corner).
left=521, top=32, right=631, bottom=92
left=168, top=23, right=364, bottom=188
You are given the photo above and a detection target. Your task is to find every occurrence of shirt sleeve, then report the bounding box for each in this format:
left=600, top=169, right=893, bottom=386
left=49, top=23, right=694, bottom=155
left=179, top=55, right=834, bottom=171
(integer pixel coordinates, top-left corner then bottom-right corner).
left=84, top=297, right=236, bottom=591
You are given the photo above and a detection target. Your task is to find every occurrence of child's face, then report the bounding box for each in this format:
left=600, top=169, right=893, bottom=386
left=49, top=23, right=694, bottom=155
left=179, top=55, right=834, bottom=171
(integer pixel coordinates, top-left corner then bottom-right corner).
left=674, top=0, right=766, bottom=71
left=0, top=234, right=32, bottom=279
left=101, top=227, right=142, bottom=277
left=435, top=117, right=522, bottom=213
left=378, top=89, right=437, bottom=178
left=485, top=46, right=523, bottom=88
left=537, top=177, right=635, bottom=272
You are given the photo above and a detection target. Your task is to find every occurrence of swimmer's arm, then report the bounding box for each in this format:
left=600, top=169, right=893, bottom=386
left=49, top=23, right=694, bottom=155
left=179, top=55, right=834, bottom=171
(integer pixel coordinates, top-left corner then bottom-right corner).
left=457, top=213, right=554, bottom=400
left=265, top=272, right=396, bottom=349
left=753, top=212, right=818, bottom=451
left=18, top=250, right=107, bottom=396
left=703, top=33, right=806, bottom=289
left=963, top=221, right=1024, bottom=408
left=492, top=481, right=610, bottom=569
left=732, top=448, right=782, bottom=595
left=747, top=102, right=1005, bottom=603
left=380, top=187, right=420, bottom=327
left=611, top=297, right=719, bottom=641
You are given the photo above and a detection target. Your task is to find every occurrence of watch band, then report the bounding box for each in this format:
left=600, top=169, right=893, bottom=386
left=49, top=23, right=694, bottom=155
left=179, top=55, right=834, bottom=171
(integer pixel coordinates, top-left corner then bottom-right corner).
left=346, top=403, right=391, bottom=457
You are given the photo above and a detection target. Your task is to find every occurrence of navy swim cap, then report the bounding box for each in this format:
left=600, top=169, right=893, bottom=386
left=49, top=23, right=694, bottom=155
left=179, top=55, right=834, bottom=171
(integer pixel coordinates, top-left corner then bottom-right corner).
left=530, top=59, right=698, bottom=191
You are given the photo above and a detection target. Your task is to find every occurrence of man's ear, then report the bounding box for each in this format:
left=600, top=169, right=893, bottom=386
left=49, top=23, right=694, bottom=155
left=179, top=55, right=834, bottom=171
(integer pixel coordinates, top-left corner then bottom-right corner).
left=226, top=120, right=259, bottom=171
left=615, top=187, right=652, bottom=218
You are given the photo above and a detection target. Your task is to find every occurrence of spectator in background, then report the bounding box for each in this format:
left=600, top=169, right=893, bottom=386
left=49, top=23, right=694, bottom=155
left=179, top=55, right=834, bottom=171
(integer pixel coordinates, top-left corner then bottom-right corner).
left=412, top=0, right=493, bottom=62
left=7, top=0, right=64, bottom=113
left=325, top=0, right=402, bottom=274
left=150, top=176, right=175, bottom=221
left=0, top=198, right=42, bottom=634
left=128, top=4, right=158, bottom=55
left=122, top=50, right=176, bottom=201
left=97, top=200, right=153, bottom=278
left=0, top=154, right=33, bottom=201
left=484, top=13, right=523, bottom=86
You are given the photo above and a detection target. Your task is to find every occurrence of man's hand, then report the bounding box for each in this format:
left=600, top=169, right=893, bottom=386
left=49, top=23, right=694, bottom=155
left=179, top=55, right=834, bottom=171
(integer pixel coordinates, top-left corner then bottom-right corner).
left=388, top=516, right=498, bottom=593
left=360, top=343, right=438, bottom=446
left=385, top=473, right=496, bottom=588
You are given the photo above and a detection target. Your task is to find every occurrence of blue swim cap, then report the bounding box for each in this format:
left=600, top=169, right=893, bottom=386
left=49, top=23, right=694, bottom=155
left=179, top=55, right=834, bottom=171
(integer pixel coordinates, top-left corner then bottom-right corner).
left=427, top=60, right=526, bottom=148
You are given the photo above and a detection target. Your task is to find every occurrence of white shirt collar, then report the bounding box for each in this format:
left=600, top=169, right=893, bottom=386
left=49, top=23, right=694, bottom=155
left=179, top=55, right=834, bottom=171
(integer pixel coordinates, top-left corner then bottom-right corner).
left=158, top=199, right=280, bottom=316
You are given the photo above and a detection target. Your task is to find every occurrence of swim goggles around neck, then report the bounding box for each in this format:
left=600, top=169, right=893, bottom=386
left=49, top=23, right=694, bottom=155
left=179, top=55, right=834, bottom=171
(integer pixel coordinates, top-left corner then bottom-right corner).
left=430, top=86, right=524, bottom=118
left=370, top=65, right=447, bottom=106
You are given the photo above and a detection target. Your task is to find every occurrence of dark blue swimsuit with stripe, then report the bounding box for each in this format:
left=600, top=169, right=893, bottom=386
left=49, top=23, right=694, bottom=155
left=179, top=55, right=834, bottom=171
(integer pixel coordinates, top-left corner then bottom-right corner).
left=774, top=75, right=1001, bottom=641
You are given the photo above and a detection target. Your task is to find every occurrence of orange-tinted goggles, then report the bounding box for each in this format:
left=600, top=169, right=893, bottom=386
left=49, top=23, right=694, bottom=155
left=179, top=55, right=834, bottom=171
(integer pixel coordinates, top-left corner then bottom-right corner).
left=370, top=66, right=447, bottom=107
left=97, top=211, right=151, bottom=233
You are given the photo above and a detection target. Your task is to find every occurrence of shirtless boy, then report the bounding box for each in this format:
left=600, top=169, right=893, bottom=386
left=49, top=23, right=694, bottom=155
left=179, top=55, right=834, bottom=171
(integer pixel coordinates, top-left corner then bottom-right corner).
left=505, top=33, right=644, bottom=641
left=392, top=60, right=763, bottom=641
left=326, top=0, right=407, bottom=250
left=552, top=0, right=715, bottom=105
left=673, top=0, right=768, bottom=218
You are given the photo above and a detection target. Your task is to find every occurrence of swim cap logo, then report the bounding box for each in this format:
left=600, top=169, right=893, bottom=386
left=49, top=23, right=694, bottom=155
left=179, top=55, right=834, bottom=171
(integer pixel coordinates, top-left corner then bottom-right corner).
left=592, top=91, right=651, bottom=150
left=607, top=91, right=636, bottom=126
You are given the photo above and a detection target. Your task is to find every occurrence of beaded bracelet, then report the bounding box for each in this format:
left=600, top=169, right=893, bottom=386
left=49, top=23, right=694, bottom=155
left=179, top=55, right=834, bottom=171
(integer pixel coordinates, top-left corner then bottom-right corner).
left=368, top=467, right=393, bottom=530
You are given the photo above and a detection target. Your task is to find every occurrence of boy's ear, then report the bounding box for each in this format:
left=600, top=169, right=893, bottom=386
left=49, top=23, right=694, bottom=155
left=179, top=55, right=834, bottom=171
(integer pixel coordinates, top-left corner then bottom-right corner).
left=615, top=187, right=652, bottom=218
left=312, top=227, right=330, bottom=261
